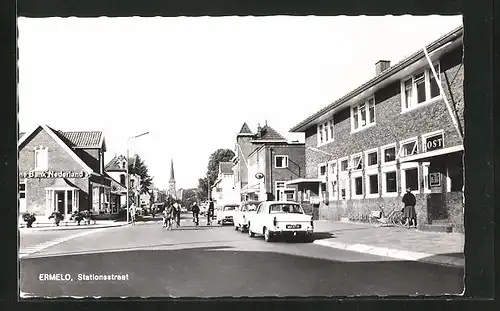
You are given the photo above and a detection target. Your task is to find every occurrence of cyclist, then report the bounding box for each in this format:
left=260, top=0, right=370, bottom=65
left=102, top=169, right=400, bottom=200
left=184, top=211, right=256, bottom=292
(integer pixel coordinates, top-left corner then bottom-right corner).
left=192, top=202, right=200, bottom=226
left=207, top=200, right=215, bottom=226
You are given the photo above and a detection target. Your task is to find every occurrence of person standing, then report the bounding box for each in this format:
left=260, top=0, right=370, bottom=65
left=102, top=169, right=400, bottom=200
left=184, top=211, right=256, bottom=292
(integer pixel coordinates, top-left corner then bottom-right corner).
left=173, top=202, right=181, bottom=227
left=207, top=200, right=215, bottom=226
left=163, top=204, right=173, bottom=230
left=130, top=203, right=137, bottom=225
left=402, top=187, right=417, bottom=228
left=192, top=201, right=200, bottom=226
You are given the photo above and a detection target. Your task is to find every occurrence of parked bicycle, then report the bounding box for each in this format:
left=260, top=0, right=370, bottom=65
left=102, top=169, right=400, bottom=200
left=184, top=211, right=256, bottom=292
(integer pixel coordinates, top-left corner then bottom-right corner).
left=368, top=204, right=405, bottom=227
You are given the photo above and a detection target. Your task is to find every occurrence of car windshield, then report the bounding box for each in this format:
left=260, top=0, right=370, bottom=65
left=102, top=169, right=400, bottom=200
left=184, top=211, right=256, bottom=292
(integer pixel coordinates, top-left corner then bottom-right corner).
left=224, top=205, right=238, bottom=211
left=243, top=204, right=257, bottom=212
left=269, top=204, right=304, bottom=214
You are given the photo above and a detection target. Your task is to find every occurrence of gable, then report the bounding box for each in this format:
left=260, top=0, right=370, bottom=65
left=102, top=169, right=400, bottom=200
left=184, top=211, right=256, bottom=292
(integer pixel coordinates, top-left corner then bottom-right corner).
left=18, top=126, right=92, bottom=174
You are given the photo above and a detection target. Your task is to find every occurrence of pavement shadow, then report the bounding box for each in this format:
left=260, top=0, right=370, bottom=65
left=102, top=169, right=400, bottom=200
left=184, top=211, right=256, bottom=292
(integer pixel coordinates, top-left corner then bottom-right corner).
left=312, top=232, right=335, bottom=240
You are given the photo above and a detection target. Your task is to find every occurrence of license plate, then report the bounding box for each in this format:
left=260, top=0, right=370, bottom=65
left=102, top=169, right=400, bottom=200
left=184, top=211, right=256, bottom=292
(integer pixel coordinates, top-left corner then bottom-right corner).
left=286, top=224, right=301, bottom=229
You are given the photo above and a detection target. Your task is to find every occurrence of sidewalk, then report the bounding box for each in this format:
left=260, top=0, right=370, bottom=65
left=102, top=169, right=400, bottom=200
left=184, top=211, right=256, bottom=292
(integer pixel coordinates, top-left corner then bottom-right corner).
left=19, top=220, right=128, bottom=232
left=312, top=220, right=464, bottom=268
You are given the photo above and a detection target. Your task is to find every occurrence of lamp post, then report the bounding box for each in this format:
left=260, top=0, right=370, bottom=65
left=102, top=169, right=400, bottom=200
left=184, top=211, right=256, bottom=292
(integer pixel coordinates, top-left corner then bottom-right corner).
left=126, top=131, right=150, bottom=223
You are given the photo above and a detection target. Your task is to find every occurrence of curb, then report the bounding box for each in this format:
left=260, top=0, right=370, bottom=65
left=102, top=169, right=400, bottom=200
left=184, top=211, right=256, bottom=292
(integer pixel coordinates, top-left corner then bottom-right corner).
left=313, top=239, right=464, bottom=268
left=19, top=223, right=129, bottom=232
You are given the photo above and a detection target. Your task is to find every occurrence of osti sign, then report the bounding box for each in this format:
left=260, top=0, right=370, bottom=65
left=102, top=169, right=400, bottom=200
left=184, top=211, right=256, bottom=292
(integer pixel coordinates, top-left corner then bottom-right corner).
left=19, top=171, right=87, bottom=178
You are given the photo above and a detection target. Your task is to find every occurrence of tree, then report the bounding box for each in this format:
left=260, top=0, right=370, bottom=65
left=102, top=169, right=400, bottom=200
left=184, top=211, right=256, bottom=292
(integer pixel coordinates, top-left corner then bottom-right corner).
left=181, top=188, right=198, bottom=211
left=128, top=154, right=154, bottom=194
left=196, top=148, right=235, bottom=201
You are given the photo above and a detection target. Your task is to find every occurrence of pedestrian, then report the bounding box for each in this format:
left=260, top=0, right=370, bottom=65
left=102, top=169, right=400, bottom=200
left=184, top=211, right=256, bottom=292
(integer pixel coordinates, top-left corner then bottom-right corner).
left=173, top=202, right=181, bottom=227
left=192, top=201, right=200, bottom=226
left=402, top=187, right=417, bottom=228
left=163, top=204, right=173, bottom=230
left=207, top=200, right=215, bottom=226
left=130, top=203, right=137, bottom=225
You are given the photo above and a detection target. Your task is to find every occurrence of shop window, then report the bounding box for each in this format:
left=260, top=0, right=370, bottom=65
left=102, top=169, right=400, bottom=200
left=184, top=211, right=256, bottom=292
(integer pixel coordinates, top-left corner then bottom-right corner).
left=401, top=63, right=441, bottom=112
left=399, top=138, right=418, bottom=158
left=34, top=147, right=48, bottom=171
left=366, top=150, right=378, bottom=167
left=275, top=155, right=289, bottom=168
left=382, top=144, right=397, bottom=164
left=352, top=97, right=375, bottom=132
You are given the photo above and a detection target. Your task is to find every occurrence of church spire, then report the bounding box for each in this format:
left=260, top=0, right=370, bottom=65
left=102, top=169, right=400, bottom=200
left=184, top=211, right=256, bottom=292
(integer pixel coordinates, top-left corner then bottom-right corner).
left=169, top=159, right=175, bottom=181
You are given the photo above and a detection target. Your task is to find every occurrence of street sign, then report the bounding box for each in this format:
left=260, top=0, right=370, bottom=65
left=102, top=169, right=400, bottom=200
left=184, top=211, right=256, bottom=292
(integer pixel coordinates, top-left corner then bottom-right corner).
left=429, top=172, right=441, bottom=187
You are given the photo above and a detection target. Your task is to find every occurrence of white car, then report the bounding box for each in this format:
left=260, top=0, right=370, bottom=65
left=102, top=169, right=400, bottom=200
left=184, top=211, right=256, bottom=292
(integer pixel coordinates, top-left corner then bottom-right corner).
left=234, top=201, right=261, bottom=232
left=216, top=204, right=239, bottom=225
left=247, top=201, right=314, bottom=242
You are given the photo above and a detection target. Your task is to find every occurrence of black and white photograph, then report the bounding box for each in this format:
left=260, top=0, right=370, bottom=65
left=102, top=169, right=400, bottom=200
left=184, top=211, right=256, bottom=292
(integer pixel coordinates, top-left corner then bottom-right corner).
left=17, top=15, right=466, bottom=298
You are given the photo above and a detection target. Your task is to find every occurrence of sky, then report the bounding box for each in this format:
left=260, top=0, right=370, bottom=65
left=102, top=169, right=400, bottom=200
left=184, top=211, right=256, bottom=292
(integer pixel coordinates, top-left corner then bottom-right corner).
left=18, top=15, right=463, bottom=190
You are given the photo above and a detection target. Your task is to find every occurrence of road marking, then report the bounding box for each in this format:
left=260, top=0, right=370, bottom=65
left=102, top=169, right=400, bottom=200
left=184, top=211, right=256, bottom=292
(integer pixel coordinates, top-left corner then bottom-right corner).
left=19, top=228, right=108, bottom=259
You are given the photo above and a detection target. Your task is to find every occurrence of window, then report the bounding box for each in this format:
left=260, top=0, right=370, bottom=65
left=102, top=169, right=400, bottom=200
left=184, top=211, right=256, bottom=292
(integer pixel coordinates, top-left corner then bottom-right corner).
left=366, top=150, right=378, bottom=167
left=382, top=165, right=398, bottom=196
left=351, top=97, right=375, bottom=131
left=368, top=174, right=379, bottom=195
left=67, top=190, right=73, bottom=214
left=317, top=118, right=334, bottom=145
left=34, top=147, right=48, bottom=171
left=275, top=155, right=289, bottom=168
left=401, top=63, right=441, bottom=111
left=339, top=178, right=349, bottom=200
left=275, top=181, right=286, bottom=201
left=401, top=163, right=419, bottom=192
left=318, top=164, right=327, bottom=177
left=381, top=144, right=397, bottom=164
left=350, top=154, right=363, bottom=171
left=352, top=175, right=363, bottom=198
left=399, top=138, right=418, bottom=158
left=120, top=174, right=126, bottom=185
left=19, top=181, right=26, bottom=199
left=327, top=160, right=338, bottom=201
left=340, top=158, right=349, bottom=172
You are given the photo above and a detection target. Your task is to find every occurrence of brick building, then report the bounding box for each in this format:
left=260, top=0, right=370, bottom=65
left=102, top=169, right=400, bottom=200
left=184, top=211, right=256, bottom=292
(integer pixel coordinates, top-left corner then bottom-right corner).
left=287, top=26, right=464, bottom=232
left=18, top=124, right=116, bottom=218
left=232, top=122, right=306, bottom=203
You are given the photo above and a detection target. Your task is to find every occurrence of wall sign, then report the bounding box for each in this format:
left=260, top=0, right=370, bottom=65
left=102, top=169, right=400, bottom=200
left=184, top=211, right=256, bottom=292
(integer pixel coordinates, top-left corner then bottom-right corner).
left=20, top=170, right=86, bottom=179
left=255, top=172, right=265, bottom=180
left=425, top=133, right=444, bottom=152
left=429, top=172, right=441, bottom=187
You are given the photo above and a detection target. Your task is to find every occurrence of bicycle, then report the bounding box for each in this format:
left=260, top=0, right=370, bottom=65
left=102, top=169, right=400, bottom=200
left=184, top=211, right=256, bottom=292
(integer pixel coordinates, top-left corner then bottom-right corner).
left=368, top=204, right=405, bottom=227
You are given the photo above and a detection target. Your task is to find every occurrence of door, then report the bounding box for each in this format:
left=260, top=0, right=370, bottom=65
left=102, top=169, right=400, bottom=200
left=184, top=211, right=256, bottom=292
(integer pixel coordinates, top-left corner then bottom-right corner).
left=56, top=191, right=65, bottom=214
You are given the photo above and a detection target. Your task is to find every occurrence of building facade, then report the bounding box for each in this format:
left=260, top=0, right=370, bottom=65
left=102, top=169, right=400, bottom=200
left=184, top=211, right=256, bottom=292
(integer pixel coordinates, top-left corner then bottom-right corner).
left=104, top=154, right=140, bottom=212
left=288, top=26, right=464, bottom=232
left=232, top=122, right=306, bottom=204
left=18, top=125, right=115, bottom=218
left=211, top=162, right=239, bottom=209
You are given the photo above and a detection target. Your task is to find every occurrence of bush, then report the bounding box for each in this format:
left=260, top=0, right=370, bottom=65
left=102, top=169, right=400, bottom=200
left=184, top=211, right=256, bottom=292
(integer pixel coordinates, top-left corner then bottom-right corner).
left=22, top=213, right=36, bottom=228
left=69, top=210, right=94, bottom=225
left=48, top=211, right=64, bottom=226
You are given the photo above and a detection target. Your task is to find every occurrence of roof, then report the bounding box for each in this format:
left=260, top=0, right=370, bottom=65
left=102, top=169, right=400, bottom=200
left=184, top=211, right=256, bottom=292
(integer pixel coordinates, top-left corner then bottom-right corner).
left=55, top=130, right=104, bottom=149
left=219, top=162, right=233, bottom=175
left=238, top=122, right=253, bottom=135
left=104, top=154, right=130, bottom=171
left=290, top=25, right=464, bottom=132
left=253, top=124, right=287, bottom=142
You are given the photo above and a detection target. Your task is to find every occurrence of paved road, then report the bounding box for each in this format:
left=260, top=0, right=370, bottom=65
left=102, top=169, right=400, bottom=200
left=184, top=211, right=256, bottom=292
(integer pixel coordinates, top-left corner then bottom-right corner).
left=20, top=218, right=464, bottom=297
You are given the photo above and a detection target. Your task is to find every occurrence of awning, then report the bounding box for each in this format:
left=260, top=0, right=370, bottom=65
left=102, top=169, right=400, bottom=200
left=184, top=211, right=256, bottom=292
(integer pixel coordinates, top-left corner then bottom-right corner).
left=240, top=184, right=260, bottom=194
left=399, top=145, right=463, bottom=163
left=285, top=178, right=324, bottom=186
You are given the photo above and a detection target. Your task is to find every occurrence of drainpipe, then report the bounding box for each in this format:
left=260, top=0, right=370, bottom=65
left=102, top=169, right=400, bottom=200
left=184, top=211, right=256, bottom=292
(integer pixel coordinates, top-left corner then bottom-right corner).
left=269, top=148, right=273, bottom=200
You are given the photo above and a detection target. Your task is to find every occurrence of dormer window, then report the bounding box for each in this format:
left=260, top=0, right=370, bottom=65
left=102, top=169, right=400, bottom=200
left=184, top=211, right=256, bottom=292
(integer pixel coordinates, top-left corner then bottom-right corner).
left=401, top=63, right=441, bottom=112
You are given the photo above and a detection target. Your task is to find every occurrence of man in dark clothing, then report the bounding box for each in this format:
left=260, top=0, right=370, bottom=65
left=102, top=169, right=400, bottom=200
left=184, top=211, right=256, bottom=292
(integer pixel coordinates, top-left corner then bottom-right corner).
left=207, top=200, right=215, bottom=225
left=192, top=202, right=200, bottom=226
left=402, top=187, right=417, bottom=228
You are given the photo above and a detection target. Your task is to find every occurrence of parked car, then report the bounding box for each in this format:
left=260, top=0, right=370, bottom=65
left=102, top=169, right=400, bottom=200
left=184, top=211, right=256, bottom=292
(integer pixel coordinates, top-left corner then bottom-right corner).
left=216, top=204, right=240, bottom=225
left=247, top=201, right=314, bottom=242
left=234, top=201, right=261, bottom=232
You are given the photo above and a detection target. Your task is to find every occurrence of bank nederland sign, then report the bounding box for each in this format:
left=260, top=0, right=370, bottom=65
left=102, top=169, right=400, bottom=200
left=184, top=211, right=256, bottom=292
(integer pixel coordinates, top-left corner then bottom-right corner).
left=19, top=170, right=87, bottom=178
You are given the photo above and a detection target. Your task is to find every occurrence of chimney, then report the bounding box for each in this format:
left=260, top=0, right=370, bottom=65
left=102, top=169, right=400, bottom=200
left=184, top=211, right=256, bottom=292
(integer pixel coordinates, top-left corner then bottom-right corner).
left=375, top=60, right=391, bottom=75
